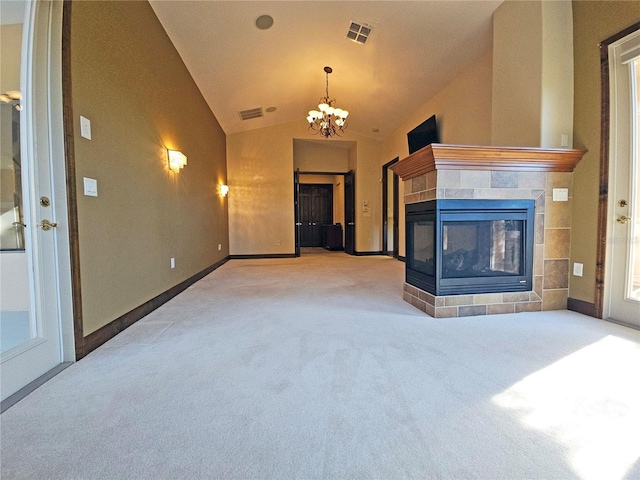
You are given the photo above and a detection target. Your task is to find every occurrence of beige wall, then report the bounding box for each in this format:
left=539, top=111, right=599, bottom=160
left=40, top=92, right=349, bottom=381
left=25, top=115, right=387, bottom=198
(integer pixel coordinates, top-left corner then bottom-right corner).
left=570, top=0, right=640, bottom=303
left=381, top=51, right=494, bottom=257
left=71, top=1, right=228, bottom=335
left=293, top=140, right=351, bottom=172
left=227, top=120, right=381, bottom=255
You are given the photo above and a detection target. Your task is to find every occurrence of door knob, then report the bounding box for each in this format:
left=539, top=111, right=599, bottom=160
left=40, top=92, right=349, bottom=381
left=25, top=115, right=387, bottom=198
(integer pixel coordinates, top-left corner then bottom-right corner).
left=348, top=222, right=355, bottom=226
left=616, top=215, right=631, bottom=224
left=39, top=219, right=58, bottom=231
left=618, top=199, right=628, bottom=207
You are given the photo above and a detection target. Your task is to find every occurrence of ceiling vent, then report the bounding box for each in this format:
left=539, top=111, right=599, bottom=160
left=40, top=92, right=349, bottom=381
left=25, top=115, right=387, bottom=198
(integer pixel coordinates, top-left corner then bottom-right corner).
left=346, top=21, right=372, bottom=44
left=238, top=107, right=263, bottom=120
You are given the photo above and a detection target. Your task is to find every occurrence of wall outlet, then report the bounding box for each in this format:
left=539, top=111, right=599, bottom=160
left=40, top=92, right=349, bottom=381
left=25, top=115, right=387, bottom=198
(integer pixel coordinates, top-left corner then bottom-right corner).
left=170, top=257, right=175, bottom=269
left=218, top=244, right=222, bottom=251
left=80, top=115, right=92, bottom=140
left=560, top=134, right=569, bottom=147
left=573, top=262, right=583, bottom=277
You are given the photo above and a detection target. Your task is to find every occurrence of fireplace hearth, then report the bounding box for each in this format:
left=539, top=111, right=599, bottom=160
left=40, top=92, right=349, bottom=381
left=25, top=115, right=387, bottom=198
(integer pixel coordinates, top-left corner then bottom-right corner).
left=406, top=199, right=534, bottom=296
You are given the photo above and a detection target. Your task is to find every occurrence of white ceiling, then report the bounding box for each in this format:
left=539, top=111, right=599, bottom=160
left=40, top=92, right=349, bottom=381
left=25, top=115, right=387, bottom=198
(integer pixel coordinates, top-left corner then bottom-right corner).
left=150, top=1, right=503, bottom=140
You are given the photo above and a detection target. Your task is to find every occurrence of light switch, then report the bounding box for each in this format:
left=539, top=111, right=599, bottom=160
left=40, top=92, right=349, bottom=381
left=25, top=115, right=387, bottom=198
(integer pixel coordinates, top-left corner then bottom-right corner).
left=83, top=177, right=98, bottom=197
left=80, top=116, right=92, bottom=140
left=552, top=188, right=568, bottom=202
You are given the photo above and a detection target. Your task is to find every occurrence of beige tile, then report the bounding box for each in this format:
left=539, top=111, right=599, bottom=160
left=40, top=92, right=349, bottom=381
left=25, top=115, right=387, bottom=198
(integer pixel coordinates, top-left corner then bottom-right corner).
left=474, top=188, right=504, bottom=199
left=533, top=190, right=545, bottom=213
left=460, top=170, right=491, bottom=189
left=418, top=290, right=436, bottom=306
left=426, top=303, right=436, bottom=317
left=500, top=189, right=533, bottom=199
left=445, top=295, right=474, bottom=306
left=543, top=289, right=569, bottom=311
left=518, top=172, right=546, bottom=188
left=544, top=259, right=569, bottom=289
left=535, top=214, right=545, bottom=244
left=435, top=306, right=459, bottom=318
left=459, top=305, right=487, bottom=317
left=491, top=171, right=519, bottom=188
left=403, top=292, right=412, bottom=303
left=474, top=293, right=503, bottom=305
left=535, top=245, right=544, bottom=275
left=427, top=171, right=437, bottom=189
left=487, top=303, right=516, bottom=315
left=444, top=188, right=474, bottom=199
left=438, top=170, right=460, bottom=188
left=405, top=193, right=420, bottom=204
left=412, top=175, right=427, bottom=193
left=546, top=198, right=572, bottom=228
left=544, top=228, right=571, bottom=259
left=503, top=292, right=530, bottom=303
left=437, top=188, right=447, bottom=199
left=515, top=301, right=542, bottom=313
left=530, top=292, right=542, bottom=302
left=409, top=295, right=427, bottom=313
left=421, top=189, right=437, bottom=201
left=434, top=296, right=445, bottom=307
left=534, top=276, right=544, bottom=298
left=404, top=283, right=419, bottom=297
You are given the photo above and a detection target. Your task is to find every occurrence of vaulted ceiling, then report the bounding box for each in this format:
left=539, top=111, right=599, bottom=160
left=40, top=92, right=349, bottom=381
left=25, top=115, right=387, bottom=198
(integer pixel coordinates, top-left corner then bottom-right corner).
left=149, top=1, right=503, bottom=140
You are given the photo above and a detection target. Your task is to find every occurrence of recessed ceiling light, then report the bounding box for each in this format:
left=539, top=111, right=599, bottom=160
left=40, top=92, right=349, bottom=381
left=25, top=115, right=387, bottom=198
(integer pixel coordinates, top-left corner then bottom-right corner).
left=255, top=15, right=274, bottom=30
left=265, top=106, right=277, bottom=113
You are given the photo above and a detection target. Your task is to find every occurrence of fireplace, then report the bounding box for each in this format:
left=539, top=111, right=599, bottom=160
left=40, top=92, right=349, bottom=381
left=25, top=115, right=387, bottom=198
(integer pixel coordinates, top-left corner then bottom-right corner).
left=406, top=199, right=534, bottom=296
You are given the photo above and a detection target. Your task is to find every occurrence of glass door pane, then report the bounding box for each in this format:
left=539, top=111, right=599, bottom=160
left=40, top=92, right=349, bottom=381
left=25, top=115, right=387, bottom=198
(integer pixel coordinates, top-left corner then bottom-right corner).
left=1, top=4, right=35, bottom=354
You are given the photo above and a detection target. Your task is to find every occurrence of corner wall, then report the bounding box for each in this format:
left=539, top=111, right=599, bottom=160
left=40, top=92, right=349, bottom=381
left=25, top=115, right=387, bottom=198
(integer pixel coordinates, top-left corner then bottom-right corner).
left=70, top=1, right=228, bottom=336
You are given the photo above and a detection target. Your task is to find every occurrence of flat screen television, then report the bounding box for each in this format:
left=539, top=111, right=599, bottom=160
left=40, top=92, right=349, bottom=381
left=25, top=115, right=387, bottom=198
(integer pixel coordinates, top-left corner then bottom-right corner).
left=407, top=115, right=439, bottom=154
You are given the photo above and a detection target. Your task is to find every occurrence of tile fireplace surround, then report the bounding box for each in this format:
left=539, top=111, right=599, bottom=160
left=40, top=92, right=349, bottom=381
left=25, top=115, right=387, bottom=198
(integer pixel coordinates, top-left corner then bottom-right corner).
left=391, top=144, right=586, bottom=318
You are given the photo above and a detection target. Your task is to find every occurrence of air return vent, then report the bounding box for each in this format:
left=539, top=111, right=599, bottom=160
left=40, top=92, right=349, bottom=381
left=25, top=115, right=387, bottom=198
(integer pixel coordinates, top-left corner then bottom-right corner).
left=238, top=107, right=263, bottom=120
left=346, top=21, right=372, bottom=44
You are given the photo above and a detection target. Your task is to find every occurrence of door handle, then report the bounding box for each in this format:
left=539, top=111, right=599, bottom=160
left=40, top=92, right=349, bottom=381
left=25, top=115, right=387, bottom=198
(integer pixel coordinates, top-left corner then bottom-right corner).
left=312, top=223, right=316, bottom=226
left=348, top=222, right=355, bottom=226
left=12, top=221, right=26, bottom=228
left=616, top=215, right=631, bottom=224
left=295, top=222, right=302, bottom=226
left=38, top=219, right=58, bottom=231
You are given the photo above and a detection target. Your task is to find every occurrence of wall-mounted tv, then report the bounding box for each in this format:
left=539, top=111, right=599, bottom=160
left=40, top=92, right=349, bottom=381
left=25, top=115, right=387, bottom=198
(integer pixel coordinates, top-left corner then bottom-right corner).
left=407, top=115, right=439, bottom=154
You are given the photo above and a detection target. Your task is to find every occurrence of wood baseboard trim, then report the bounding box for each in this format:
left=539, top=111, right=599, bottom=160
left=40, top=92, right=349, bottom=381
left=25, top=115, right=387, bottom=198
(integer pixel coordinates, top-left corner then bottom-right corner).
left=81, top=258, right=228, bottom=358
left=398, top=255, right=406, bottom=262
left=567, top=297, right=599, bottom=318
left=354, top=251, right=384, bottom=256
left=229, top=254, right=296, bottom=259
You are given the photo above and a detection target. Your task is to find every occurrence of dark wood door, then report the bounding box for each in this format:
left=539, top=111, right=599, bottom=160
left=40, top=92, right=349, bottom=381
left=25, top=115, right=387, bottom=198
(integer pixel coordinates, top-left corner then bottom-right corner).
left=294, top=170, right=300, bottom=257
left=382, top=158, right=399, bottom=258
left=299, top=184, right=333, bottom=247
left=344, top=170, right=355, bottom=255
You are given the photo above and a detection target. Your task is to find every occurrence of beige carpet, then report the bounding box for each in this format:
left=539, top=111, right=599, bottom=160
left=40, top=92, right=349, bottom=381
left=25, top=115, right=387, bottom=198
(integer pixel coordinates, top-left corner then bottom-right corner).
left=1, top=250, right=639, bottom=479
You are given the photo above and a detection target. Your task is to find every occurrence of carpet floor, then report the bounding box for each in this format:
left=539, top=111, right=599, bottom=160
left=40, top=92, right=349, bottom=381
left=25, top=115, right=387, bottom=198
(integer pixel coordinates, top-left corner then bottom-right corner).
left=1, top=250, right=639, bottom=479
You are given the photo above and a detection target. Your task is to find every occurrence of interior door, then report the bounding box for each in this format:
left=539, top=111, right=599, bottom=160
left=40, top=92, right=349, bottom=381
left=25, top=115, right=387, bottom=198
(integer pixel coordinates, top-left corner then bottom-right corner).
left=605, top=28, right=640, bottom=327
left=299, top=184, right=333, bottom=247
left=382, top=158, right=399, bottom=257
left=294, top=170, right=300, bottom=257
left=344, top=170, right=355, bottom=255
left=0, top=0, right=70, bottom=401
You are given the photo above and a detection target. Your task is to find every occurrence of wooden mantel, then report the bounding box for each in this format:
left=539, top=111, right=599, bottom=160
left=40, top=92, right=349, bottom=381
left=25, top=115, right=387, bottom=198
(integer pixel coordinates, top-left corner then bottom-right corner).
left=390, top=144, right=587, bottom=181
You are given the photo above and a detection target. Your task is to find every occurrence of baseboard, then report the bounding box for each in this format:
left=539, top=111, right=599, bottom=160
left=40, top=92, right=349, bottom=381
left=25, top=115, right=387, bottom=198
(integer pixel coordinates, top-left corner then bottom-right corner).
left=398, top=255, right=406, bottom=262
left=81, top=257, right=228, bottom=358
left=354, top=251, right=384, bottom=256
left=567, top=297, right=599, bottom=318
left=229, top=253, right=296, bottom=259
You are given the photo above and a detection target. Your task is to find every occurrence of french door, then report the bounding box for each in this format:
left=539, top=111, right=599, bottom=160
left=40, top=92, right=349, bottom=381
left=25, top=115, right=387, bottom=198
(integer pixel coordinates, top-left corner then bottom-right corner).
left=605, top=27, right=640, bottom=327
left=0, top=0, right=72, bottom=402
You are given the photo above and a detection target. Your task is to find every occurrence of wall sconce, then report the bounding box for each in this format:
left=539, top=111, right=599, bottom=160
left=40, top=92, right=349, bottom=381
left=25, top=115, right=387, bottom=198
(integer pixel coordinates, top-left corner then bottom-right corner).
left=167, top=149, right=187, bottom=172
left=220, top=184, right=229, bottom=197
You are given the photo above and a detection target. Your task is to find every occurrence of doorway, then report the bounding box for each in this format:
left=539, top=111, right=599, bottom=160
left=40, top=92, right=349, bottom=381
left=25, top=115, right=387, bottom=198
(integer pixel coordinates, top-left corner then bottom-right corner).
left=602, top=25, right=640, bottom=328
left=0, top=1, right=73, bottom=403
left=299, top=184, right=333, bottom=247
left=382, top=158, right=399, bottom=258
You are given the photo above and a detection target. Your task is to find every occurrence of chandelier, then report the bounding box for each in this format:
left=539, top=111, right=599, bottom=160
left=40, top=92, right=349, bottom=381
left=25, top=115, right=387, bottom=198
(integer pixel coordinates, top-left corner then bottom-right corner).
left=307, top=66, right=349, bottom=138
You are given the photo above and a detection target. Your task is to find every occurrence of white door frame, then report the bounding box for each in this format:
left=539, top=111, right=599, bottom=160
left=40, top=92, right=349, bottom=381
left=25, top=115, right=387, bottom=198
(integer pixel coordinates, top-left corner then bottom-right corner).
left=603, top=27, right=640, bottom=326
left=1, top=0, right=74, bottom=402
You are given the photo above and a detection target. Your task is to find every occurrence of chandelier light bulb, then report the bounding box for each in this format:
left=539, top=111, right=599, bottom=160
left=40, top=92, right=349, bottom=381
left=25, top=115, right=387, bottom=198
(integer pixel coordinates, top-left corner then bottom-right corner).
left=306, top=66, right=349, bottom=139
